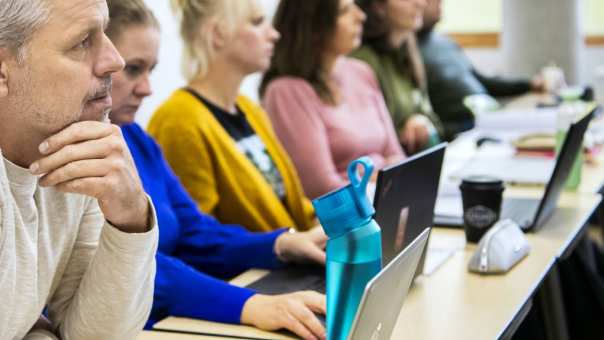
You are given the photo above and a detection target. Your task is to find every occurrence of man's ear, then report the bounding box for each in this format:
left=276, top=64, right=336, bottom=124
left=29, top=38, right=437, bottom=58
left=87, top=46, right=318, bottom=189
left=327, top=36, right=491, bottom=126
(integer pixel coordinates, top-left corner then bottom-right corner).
left=0, top=49, right=9, bottom=98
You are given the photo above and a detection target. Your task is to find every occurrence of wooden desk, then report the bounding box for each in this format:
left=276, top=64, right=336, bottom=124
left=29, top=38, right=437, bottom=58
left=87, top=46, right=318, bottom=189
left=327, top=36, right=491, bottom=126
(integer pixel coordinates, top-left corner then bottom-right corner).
left=136, top=330, right=226, bottom=340
left=154, top=192, right=601, bottom=340
left=392, top=193, right=600, bottom=340
left=155, top=318, right=296, bottom=340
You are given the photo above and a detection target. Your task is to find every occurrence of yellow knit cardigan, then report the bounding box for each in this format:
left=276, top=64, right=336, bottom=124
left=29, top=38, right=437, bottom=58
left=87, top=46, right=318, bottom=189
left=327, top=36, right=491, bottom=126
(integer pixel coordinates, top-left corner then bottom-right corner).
left=147, top=89, right=315, bottom=232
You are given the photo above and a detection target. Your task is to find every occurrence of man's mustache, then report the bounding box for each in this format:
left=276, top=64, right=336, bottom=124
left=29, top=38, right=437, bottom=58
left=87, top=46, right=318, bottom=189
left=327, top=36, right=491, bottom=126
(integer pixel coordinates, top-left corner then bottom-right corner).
left=87, top=78, right=112, bottom=101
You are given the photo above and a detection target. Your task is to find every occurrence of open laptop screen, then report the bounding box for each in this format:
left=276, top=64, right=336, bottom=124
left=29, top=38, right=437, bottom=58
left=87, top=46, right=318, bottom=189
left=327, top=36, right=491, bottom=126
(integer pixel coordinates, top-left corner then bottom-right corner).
left=532, top=107, right=597, bottom=230
left=374, top=143, right=446, bottom=265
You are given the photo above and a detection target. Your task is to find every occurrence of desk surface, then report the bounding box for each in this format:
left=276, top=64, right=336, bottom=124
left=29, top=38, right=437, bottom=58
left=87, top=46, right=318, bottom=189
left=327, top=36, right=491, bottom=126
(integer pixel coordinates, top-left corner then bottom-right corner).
left=392, top=193, right=600, bottom=340
left=137, top=331, right=227, bottom=340
left=155, top=192, right=601, bottom=340
left=580, top=155, right=604, bottom=194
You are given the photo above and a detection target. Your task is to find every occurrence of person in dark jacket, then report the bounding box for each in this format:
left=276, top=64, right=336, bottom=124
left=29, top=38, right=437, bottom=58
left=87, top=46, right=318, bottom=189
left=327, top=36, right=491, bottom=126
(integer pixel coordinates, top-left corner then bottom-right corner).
left=417, top=0, right=544, bottom=139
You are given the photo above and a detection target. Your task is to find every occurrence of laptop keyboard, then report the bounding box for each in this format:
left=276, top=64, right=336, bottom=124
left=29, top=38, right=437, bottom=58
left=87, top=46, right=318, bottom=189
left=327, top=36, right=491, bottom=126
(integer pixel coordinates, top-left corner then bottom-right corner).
left=246, top=265, right=326, bottom=295
left=501, top=198, right=541, bottom=229
left=305, top=277, right=327, bottom=294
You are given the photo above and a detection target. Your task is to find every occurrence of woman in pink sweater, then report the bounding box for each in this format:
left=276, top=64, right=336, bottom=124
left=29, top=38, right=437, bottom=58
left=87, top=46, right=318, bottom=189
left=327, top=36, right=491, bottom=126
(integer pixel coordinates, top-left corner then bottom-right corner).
left=261, top=0, right=405, bottom=199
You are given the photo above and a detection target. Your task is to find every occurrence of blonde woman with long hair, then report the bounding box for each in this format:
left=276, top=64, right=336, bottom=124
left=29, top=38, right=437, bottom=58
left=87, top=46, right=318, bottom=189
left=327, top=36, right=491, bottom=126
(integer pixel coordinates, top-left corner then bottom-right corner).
left=149, top=0, right=316, bottom=234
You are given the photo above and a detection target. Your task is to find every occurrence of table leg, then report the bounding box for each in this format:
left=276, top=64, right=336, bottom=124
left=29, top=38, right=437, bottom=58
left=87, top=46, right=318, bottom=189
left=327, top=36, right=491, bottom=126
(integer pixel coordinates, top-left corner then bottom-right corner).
left=537, top=264, right=570, bottom=340
left=599, top=203, right=604, bottom=241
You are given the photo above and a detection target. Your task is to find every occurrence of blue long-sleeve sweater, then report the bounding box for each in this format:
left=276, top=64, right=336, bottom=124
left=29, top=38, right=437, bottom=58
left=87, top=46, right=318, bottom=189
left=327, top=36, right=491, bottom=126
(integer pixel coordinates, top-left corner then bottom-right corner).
left=121, top=123, right=285, bottom=328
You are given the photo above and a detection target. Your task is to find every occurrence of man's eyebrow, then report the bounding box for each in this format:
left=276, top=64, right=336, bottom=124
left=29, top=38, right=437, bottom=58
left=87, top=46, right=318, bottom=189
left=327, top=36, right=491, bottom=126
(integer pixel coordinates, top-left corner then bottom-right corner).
left=72, top=14, right=108, bottom=37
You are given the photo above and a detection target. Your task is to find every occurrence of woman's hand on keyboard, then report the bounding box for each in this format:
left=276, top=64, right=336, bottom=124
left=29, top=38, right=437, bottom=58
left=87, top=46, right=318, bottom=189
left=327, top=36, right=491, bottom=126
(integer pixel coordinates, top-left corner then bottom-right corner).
left=241, top=291, right=326, bottom=340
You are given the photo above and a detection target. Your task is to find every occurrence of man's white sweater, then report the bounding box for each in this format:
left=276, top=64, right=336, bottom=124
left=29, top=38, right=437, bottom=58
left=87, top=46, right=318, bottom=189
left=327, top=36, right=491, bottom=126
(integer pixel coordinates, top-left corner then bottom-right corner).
left=0, top=152, right=158, bottom=340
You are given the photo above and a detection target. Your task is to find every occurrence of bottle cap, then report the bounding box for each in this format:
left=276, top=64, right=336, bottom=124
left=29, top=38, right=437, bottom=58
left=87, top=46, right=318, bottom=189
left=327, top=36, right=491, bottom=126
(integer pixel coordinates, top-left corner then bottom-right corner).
left=312, top=157, right=375, bottom=239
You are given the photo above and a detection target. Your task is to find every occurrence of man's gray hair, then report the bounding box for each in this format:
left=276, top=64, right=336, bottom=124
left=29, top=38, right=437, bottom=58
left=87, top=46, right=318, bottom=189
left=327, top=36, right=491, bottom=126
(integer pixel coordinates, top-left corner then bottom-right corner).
left=0, top=0, right=50, bottom=61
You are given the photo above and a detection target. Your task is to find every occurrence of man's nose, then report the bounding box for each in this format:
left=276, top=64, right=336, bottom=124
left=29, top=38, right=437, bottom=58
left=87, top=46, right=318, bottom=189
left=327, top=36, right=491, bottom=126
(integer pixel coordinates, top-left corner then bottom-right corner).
left=95, top=34, right=125, bottom=78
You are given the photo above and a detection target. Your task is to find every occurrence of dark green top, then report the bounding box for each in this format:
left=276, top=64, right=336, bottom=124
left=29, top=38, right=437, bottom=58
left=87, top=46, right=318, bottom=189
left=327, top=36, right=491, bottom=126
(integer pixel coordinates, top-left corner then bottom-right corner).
left=351, top=44, right=443, bottom=137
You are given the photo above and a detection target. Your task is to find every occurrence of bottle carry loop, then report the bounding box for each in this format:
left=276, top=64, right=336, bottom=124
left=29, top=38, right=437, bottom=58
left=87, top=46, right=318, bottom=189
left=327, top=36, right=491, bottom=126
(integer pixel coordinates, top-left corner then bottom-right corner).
left=347, top=157, right=375, bottom=219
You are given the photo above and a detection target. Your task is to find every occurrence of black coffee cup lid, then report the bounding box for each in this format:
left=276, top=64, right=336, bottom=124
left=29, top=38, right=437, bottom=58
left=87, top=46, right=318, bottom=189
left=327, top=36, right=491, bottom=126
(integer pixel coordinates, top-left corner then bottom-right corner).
left=460, top=175, right=505, bottom=191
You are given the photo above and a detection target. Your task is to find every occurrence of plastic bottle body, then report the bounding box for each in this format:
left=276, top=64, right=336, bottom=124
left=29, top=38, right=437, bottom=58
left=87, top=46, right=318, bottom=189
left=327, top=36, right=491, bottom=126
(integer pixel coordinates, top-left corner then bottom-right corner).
left=325, top=219, right=382, bottom=340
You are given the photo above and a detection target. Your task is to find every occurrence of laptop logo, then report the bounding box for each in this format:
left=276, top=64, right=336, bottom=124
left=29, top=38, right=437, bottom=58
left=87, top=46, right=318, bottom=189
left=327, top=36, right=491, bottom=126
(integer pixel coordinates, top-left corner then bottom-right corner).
left=370, top=322, right=383, bottom=340
left=395, top=207, right=410, bottom=252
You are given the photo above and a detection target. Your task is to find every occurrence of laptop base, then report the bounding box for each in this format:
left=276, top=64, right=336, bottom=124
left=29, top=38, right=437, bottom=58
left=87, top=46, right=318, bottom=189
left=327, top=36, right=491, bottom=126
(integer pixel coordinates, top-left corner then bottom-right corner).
left=501, top=197, right=540, bottom=230
left=246, top=265, right=325, bottom=295
left=433, top=196, right=540, bottom=231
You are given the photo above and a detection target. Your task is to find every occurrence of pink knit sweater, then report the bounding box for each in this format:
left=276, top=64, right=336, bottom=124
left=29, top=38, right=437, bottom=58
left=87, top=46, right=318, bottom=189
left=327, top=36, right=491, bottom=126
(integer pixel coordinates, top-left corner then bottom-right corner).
left=263, top=57, right=404, bottom=199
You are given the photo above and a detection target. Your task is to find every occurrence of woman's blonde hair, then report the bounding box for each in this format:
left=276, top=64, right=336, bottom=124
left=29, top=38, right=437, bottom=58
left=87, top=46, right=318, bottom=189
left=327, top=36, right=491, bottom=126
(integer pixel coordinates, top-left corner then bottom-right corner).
left=171, top=0, right=253, bottom=80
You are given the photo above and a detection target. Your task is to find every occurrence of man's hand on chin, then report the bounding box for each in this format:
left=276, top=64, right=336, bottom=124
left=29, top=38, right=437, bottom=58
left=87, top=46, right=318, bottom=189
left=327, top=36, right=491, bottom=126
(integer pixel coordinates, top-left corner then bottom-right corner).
left=30, top=121, right=150, bottom=233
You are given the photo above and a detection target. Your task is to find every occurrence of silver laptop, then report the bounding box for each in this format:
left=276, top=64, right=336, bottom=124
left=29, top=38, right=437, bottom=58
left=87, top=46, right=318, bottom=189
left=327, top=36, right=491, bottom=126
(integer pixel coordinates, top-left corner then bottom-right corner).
left=347, top=228, right=430, bottom=340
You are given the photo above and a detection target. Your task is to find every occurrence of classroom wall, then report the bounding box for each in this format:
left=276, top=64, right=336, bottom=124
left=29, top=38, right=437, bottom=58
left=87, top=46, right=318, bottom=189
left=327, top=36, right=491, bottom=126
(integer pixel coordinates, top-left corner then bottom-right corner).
left=439, top=1, right=501, bottom=33
left=439, top=0, right=604, bottom=35
left=136, top=0, right=604, bottom=127
left=586, top=0, right=604, bottom=35
left=438, top=0, right=603, bottom=85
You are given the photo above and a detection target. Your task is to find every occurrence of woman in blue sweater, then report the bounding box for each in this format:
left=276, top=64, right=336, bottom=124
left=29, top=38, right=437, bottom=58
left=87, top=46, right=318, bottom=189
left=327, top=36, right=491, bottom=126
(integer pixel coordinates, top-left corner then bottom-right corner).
left=106, top=1, right=326, bottom=339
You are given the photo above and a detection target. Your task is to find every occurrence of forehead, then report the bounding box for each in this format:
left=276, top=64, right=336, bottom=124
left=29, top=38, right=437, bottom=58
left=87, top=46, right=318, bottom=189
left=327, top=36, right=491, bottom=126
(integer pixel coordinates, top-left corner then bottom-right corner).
left=114, top=26, right=159, bottom=61
left=249, top=0, right=262, bottom=13
left=46, top=0, right=108, bottom=32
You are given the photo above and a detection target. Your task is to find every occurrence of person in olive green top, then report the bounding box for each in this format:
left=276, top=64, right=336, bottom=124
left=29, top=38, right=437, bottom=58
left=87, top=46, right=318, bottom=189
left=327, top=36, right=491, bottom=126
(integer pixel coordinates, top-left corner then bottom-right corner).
left=352, top=0, right=444, bottom=152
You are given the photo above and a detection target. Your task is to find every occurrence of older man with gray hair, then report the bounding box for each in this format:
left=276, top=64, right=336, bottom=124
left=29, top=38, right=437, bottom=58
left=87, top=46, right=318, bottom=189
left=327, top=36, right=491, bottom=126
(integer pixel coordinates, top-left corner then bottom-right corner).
left=0, top=0, right=158, bottom=339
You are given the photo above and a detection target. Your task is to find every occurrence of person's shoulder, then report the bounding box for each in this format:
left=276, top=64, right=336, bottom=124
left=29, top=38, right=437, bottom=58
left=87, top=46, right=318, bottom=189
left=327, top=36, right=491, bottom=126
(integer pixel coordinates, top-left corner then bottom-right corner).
left=121, top=122, right=144, bottom=136
left=430, top=31, right=459, bottom=48
left=121, top=123, right=165, bottom=160
left=337, top=57, right=377, bottom=83
left=340, top=56, right=374, bottom=73
left=263, top=76, right=317, bottom=101
left=237, top=94, right=266, bottom=117
left=265, top=76, right=313, bottom=93
left=157, top=89, right=203, bottom=113
left=236, top=93, right=257, bottom=107
left=122, top=123, right=155, bottom=145
left=150, top=89, right=207, bottom=128
left=350, top=45, right=381, bottom=66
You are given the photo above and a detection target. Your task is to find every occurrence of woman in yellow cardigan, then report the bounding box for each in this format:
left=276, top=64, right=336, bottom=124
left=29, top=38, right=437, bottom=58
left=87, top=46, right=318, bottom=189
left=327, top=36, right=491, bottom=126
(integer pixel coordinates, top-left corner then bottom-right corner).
left=148, top=0, right=316, bottom=233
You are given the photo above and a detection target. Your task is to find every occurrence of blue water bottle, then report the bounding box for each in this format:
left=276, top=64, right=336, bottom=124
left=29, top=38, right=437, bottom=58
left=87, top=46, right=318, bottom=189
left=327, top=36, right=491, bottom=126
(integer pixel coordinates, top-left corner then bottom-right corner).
left=312, top=157, right=382, bottom=340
